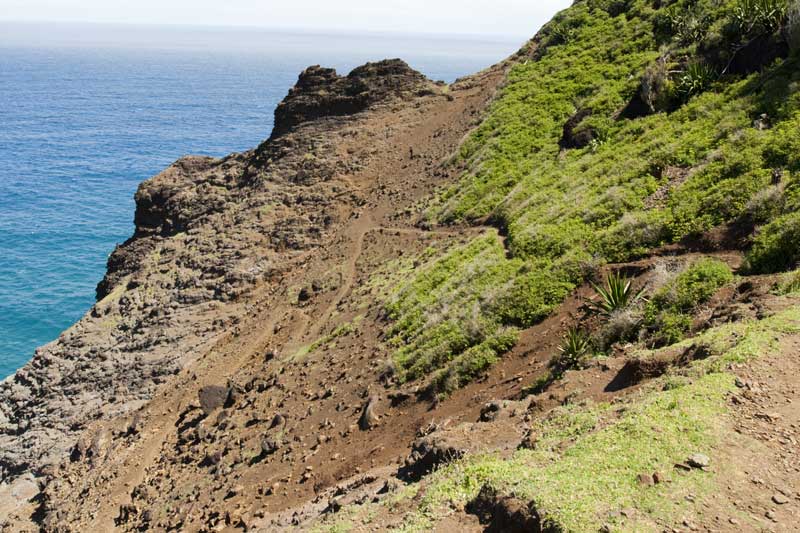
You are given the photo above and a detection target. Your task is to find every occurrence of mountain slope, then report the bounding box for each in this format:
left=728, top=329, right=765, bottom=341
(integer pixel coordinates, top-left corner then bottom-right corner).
left=2, top=0, right=800, bottom=531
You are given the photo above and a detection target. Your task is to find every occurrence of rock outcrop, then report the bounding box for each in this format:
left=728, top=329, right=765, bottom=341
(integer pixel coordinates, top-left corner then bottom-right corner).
left=0, top=55, right=500, bottom=531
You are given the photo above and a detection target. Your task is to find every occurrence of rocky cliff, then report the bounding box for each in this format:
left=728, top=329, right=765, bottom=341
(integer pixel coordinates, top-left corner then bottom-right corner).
left=3, top=1, right=800, bottom=531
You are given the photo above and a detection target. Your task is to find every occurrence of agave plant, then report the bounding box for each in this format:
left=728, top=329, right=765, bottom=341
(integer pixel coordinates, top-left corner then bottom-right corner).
left=733, top=0, right=788, bottom=35
left=588, top=271, right=646, bottom=316
left=552, top=327, right=592, bottom=375
left=676, top=62, right=717, bottom=100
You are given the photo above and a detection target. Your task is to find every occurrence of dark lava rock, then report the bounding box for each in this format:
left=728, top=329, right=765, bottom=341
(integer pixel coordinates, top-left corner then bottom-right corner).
left=466, top=484, right=556, bottom=533
left=198, top=386, right=230, bottom=416
left=271, top=59, right=428, bottom=138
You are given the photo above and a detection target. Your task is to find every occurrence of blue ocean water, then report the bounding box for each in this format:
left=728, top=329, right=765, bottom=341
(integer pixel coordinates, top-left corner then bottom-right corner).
left=0, top=23, right=522, bottom=379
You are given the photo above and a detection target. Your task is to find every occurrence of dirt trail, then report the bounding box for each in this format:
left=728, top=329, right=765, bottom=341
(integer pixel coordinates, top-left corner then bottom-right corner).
left=29, top=63, right=511, bottom=532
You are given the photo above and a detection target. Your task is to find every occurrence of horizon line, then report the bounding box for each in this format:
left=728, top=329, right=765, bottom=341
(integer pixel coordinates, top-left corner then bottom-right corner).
left=0, top=18, right=532, bottom=43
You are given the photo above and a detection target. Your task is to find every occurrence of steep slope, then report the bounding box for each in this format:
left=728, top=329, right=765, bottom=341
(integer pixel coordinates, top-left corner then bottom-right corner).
left=2, top=0, right=800, bottom=531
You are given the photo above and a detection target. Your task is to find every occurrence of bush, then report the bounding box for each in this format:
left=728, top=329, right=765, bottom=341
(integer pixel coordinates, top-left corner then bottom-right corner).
left=659, top=5, right=712, bottom=44
left=644, top=258, right=733, bottom=346
left=675, top=62, right=717, bottom=100
left=787, top=0, right=800, bottom=51
left=640, top=58, right=675, bottom=113
left=648, top=311, right=694, bottom=347
left=744, top=184, right=785, bottom=223
left=746, top=211, right=800, bottom=273
left=733, top=0, right=788, bottom=35
left=655, top=258, right=734, bottom=311
left=551, top=328, right=592, bottom=377
left=593, top=308, right=643, bottom=350
left=588, top=271, right=646, bottom=316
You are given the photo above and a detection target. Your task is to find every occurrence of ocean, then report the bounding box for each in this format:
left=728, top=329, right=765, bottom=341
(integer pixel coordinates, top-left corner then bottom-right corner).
left=0, top=22, right=523, bottom=379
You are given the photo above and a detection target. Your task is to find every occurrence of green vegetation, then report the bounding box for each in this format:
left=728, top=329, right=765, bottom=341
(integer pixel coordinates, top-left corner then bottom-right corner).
left=550, top=327, right=593, bottom=380
left=382, top=0, right=800, bottom=391
left=385, top=231, right=567, bottom=392
left=311, top=306, right=800, bottom=533
left=732, top=0, right=789, bottom=34
left=745, top=211, right=800, bottom=273
left=644, top=258, right=733, bottom=346
left=291, top=319, right=360, bottom=360
left=588, top=271, right=646, bottom=316
left=774, top=268, right=800, bottom=294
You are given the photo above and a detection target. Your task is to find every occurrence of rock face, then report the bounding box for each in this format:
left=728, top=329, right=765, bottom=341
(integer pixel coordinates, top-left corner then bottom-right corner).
left=0, top=49, right=506, bottom=531
left=271, top=59, right=428, bottom=137
left=0, top=59, right=435, bottom=497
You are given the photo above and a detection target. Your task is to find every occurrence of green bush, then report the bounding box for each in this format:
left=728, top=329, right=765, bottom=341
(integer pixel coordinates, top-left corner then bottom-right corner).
left=551, top=328, right=592, bottom=378
left=732, top=0, right=788, bottom=35
left=649, top=310, right=694, bottom=347
left=588, top=271, right=646, bottom=316
left=644, top=258, right=733, bottom=345
left=675, top=62, right=717, bottom=101
left=746, top=211, right=800, bottom=273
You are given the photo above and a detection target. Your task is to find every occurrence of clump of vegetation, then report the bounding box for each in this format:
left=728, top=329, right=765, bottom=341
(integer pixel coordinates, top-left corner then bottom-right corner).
left=644, top=258, right=733, bottom=346
left=746, top=211, right=800, bottom=273
left=553, top=327, right=592, bottom=376
left=774, top=268, right=800, bottom=294
left=675, top=62, right=718, bottom=100
left=588, top=271, right=646, bottom=316
left=384, top=0, right=800, bottom=391
left=732, top=0, right=789, bottom=35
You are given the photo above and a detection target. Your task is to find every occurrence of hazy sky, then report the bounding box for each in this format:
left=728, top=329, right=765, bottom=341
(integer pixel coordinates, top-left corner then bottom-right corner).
left=0, top=0, right=572, bottom=37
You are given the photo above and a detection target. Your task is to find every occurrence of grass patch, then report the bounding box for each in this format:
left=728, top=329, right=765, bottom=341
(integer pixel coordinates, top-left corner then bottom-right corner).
left=643, top=258, right=733, bottom=346
left=291, top=319, right=361, bottom=360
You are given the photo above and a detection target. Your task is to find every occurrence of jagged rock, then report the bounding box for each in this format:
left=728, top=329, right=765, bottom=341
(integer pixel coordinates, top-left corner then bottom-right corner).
left=260, top=438, right=280, bottom=456
left=270, top=413, right=287, bottom=429
left=358, top=396, right=379, bottom=430
left=271, top=59, right=428, bottom=137
left=687, top=453, right=711, bottom=469
left=198, top=386, right=230, bottom=416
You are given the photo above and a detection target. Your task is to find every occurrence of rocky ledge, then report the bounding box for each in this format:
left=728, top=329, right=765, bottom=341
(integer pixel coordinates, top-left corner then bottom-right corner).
left=0, top=58, right=438, bottom=524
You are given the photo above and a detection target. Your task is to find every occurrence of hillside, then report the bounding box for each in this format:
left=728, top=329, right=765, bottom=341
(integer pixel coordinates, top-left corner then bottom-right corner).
left=2, top=0, right=800, bottom=531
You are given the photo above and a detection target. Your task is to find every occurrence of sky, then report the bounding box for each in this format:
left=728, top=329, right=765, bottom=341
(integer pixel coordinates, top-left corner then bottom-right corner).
left=0, top=0, right=572, bottom=38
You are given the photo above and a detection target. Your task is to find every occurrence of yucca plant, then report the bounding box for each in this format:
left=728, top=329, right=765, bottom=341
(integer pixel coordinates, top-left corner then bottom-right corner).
left=588, top=271, right=646, bottom=316
left=733, top=0, right=788, bottom=35
left=676, top=62, right=717, bottom=100
left=552, top=327, right=592, bottom=376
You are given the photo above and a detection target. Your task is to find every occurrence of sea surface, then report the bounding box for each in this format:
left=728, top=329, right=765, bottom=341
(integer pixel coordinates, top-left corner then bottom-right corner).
left=0, top=22, right=523, bottom=379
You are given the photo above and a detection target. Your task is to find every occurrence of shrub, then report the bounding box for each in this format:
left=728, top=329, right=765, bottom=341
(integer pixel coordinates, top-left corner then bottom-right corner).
left=660, top=6, right=712, bottom=44
left=732, top=0, right=788, bottom=35
left=655, top=258, right=734, bottom=311
left=593, top=308, right=643, bottom=350
left=675, top=62, right=717, bottom=101
left=588, top=271, right=646, bottom=316
left=644, top=258, right=733, bottom=346
left=744, top=184, right=785, bottom=223
left=640, top=58, right=674, bottom=113
left=746, top=211, right=800, bottom=273
left=648, top=310, right=694, bottom=347
left=551, top=328, right=592, bottom=377
left=549, top=22, right=576, bottom=45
